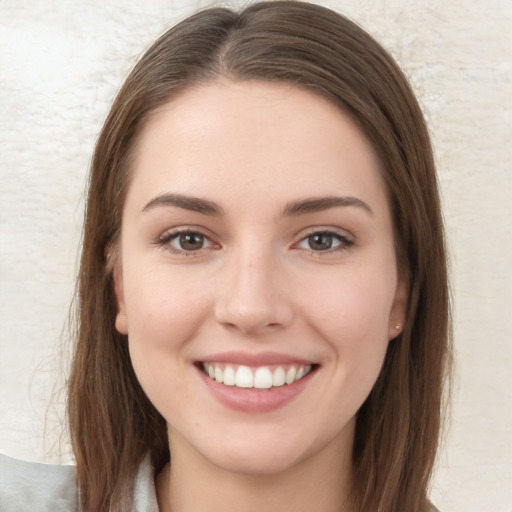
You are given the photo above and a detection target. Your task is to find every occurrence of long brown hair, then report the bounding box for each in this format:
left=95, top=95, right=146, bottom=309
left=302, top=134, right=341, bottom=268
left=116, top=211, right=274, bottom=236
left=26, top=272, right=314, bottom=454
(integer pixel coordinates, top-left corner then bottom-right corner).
left=67, top=2, right=451, bottom=511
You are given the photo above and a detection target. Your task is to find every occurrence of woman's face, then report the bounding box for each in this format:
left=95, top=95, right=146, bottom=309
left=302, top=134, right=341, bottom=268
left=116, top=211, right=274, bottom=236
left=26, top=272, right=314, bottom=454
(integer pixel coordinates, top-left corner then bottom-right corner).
left=114, top=80, right=406, bottom=475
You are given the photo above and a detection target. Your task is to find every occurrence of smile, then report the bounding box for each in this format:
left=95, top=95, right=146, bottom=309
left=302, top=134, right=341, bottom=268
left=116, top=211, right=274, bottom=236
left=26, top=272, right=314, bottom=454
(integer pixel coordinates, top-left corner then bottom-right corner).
left=201, top=362, right=313, bottom=390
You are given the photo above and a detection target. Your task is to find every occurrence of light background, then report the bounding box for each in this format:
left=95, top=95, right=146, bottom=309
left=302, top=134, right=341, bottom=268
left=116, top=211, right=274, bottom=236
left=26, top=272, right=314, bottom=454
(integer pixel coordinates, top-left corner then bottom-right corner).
left=0, top=1, right=510, bottom=511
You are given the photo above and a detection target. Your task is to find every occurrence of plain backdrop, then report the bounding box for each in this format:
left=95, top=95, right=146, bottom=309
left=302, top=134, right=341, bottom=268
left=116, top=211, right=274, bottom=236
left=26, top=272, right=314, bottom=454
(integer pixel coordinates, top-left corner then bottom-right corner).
left=0, top=1, right=511, bottom=511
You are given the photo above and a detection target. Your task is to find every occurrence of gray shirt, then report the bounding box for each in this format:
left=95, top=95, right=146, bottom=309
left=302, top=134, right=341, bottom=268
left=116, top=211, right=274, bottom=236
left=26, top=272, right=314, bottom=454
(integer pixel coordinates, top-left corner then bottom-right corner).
left=1, top=452, right=441, bottom=511
left=0, top=452, right=158, bottom=511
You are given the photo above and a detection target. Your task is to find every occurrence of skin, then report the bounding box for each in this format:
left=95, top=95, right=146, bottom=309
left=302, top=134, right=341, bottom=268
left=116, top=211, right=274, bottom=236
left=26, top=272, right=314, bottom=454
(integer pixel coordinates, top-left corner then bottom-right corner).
left=114, top=80, right=407, bottom=512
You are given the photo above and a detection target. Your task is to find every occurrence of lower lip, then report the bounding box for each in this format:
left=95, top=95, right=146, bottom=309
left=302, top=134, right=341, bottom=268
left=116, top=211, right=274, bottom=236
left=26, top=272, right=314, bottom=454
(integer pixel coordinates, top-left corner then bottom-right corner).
left=197, top=366, right=315, bottom=413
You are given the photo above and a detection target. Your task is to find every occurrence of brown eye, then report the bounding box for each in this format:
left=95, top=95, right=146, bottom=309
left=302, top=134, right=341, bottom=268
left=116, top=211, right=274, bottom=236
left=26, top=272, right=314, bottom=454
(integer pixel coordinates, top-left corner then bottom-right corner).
left=161, top=231, right=213, bottom=253
left=308, top=233, right=334, bottom=251
left=181, top=233, right=203, bottom=250
left=296, top=230, right=353, bottom=253
left=176, top=232, right=205, bottom=251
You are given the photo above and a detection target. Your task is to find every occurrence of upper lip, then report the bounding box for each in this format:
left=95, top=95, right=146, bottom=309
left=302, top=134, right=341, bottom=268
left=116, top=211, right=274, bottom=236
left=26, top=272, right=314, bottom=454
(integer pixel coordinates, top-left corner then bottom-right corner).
left=198, top=350, right=316, bottom=367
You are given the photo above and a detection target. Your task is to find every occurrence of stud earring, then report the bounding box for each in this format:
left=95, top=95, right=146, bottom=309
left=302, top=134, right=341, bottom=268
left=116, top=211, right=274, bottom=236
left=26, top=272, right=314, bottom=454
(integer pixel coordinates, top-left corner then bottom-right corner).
left=395, top=323, right=402, bottom=330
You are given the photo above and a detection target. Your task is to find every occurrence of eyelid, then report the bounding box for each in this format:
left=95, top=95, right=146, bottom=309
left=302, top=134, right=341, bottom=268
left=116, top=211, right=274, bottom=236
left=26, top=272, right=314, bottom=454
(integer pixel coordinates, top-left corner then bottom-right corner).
left=155, top=226, right=220, bottom=254
left=292, top=227, right=355, bottom=253
left=153, top=225, right=354, bottom=256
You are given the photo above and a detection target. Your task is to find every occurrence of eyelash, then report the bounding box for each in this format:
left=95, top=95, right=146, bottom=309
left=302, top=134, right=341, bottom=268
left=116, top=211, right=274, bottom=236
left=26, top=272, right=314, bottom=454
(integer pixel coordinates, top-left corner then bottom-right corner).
left=155, top=229, right=215, bottom=255
left=295, top=230, right=354, bottom=255
left=154, top=228, right=354, bottom=256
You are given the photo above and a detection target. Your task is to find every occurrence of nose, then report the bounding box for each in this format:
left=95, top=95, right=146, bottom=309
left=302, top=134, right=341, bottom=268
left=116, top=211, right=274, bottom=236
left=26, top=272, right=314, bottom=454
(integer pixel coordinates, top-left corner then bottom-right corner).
left=214, top=249, right=293, bottom=335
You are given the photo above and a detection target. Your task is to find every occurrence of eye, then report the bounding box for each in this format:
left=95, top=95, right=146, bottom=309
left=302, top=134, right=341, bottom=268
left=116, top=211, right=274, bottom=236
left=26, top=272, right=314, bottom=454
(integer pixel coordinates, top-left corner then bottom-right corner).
left=296, top=231, right=353, bottom=252
left=157, top=230, right=214, bottom=254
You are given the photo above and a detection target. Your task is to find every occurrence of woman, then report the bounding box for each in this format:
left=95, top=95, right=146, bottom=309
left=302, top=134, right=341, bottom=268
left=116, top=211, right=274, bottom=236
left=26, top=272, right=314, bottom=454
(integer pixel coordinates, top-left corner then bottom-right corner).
left=0, top=2, right=451, bottom=511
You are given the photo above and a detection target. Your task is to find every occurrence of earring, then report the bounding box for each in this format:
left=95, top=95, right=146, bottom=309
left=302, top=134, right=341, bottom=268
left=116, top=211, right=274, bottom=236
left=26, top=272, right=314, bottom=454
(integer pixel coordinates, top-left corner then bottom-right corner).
left=395, top=323, right=402, bottom=330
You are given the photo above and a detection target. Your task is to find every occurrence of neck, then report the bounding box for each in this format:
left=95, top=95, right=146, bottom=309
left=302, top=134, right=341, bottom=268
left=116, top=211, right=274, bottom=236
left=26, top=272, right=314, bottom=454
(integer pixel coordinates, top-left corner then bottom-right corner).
left=157, top=425, right=356, bottom=512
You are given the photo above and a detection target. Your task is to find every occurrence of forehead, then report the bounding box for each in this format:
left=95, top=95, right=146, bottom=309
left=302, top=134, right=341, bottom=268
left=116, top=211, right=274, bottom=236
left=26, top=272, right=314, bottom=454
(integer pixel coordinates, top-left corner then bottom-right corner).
left=127, top=79, right=388, bottom=216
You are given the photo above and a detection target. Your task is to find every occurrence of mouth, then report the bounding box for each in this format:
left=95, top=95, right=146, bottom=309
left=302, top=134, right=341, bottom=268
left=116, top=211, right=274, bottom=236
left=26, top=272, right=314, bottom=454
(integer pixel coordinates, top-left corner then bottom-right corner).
left=197, top=362, right=318, bottom=391
left=195, top=356, right=319, bottom=412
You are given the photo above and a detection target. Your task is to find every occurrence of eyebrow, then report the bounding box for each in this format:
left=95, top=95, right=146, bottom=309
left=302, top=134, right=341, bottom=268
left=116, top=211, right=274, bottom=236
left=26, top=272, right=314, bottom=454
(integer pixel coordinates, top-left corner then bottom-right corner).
left=283, top=196, right=373, bottom=216
left=141, top=192, right=373, bottom=217
left=142, top=193, right=224, bottom=216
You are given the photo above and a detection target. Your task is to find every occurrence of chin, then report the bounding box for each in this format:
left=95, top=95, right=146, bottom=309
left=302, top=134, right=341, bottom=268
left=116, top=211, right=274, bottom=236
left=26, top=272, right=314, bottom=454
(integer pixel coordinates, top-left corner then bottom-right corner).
left=208, top=443, right=308, bottom=477
left=186, top=419, right=351, bottom=478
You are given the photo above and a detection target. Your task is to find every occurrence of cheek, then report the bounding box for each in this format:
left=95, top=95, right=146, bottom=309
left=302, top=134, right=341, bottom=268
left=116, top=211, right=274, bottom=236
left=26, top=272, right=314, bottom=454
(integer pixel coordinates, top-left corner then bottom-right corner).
left=124, top=264, right=210, bottom=344
left=304, top=267, right=396, bottom=340
left=303, top=267, right=395, bottom=388
left=122, top=267, right=210, bottom=401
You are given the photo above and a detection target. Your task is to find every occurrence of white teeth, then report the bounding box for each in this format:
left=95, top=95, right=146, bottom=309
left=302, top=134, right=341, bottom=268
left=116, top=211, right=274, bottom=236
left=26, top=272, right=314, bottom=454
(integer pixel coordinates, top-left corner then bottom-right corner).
left=272, top=367, right=286, bottom=387
left=285, top=366, right=296, bottom=385
left=254, top=367, right=273, bottom=389
left=235, top=365, right=254, bottom=388
left=202, top=362, right=313, bottom=389
left=223, top=366, right=235, bottom=386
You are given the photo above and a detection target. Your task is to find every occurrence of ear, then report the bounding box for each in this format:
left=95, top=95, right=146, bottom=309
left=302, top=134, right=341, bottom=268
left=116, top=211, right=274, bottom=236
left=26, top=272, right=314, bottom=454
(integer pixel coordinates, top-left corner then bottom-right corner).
left=113, top=262, right=129, bottom=335
left=388, top=275, right=408, bottom=340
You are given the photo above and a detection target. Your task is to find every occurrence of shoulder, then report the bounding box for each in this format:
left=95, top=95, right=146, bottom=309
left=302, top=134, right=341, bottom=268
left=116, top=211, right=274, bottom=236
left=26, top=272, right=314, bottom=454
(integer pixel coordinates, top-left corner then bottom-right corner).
left=0, top=452, right=77, bottom=512
left=132, top=453, right=160, bottom=511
